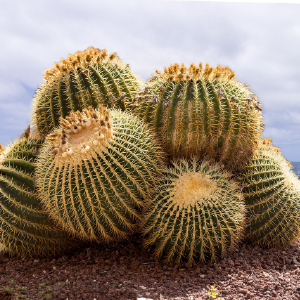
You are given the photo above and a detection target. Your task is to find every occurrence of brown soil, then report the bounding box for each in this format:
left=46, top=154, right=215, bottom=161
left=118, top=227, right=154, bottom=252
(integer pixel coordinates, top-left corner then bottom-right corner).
left=0, top=236, right=299, bottom=300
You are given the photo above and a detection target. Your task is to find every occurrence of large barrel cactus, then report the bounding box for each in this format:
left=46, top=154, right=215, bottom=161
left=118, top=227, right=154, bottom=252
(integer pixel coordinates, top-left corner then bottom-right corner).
left=238, top=139, right=300, bottom=248
left=32, top=47, right=143, bottom=138
left=142, top=159, right=246, bottom=264
left=36, top=105, right=164, bottom=242
left=135, top=63, right=263, bottom=170
left=0, top=138, right=78, bottom=257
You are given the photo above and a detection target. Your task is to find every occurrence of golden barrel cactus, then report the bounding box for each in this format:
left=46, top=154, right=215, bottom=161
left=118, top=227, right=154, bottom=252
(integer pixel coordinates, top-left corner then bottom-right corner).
left=32, top=47, right=143, bottom=137
left=135, top=63, right=263, bottom=170
left=142, top=159, right=246, bottom=264
left=36, top=105, right=164, bottom=242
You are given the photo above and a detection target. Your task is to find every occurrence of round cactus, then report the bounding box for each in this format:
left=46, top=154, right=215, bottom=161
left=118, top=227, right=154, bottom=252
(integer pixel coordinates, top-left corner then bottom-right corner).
left=36, top=105, right=164, bottom=242
left=238, top=139, right=300, bottom=248
left=32, top=47, right=143, bottom=138
left=135, top=63, right=263, bottom=170
left=0, top=138, right=79, bottom=257
left=142, top=159, right=246, bottom=264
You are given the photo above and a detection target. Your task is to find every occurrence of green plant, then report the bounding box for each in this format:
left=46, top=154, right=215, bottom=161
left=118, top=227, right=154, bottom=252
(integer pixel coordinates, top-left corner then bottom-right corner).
left=36, top=105, right=164, bottom=241
left=0, top=280, right=28, bottom=299
left=38, top=283, right=53, bottom=299
left=238, top=138, right=300, bottom=248
left=142, top=159, right=245, bottom=264
left=135, top=63, right=263, bottom=171
left=32, top=47, right=143, bottom=138
left=0, top=138, right=79, bottom=257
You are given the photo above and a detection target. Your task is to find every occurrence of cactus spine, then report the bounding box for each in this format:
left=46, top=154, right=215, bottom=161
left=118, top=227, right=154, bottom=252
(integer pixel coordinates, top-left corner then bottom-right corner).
left=135, top=63, right=263, bottom=170
left=142, top=159, right=246, bottom=264
left=0, top=138, right=78, bottom=257
left=36, top=105, right=164, bottom=242
left=32, top=47, right=143, bottom=138
left=238, top=139, right=300, bottom=248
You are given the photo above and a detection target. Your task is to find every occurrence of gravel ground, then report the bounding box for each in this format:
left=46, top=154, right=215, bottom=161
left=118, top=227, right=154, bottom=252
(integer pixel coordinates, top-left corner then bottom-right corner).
left=0, top=235, right=299, bottom=300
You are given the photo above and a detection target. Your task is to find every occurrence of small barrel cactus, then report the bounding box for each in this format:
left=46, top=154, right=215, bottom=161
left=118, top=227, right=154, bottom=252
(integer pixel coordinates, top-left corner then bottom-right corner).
left=142, top=159, right=246, bottom=264
left=32, top=47, right=143, bottom=138
left=238, top=139, right=300, bottom=248
left=36, top=105, right=164, bottom=242
left=135, top=63, right=263, bottom=170
left=0, top=138, right=79, bottom=257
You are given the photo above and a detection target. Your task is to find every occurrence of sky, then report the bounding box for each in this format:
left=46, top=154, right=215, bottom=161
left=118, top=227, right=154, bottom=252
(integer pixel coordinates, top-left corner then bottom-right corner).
left=0, top=0, right=299, bottom=161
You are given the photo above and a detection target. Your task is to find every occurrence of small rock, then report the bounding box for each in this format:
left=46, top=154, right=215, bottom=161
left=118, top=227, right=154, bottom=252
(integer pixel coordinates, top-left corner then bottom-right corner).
left=227, top=259, right=234, bottom=266
left=86, top=248, right=92, bottom=258
left=292, top=256, right=299, bottom=265
left=238, top=288, right=248, bottom=294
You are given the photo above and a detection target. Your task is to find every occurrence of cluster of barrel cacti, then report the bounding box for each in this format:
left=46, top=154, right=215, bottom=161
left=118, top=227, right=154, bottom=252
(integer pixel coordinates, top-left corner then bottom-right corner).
left=1, top=46, right=299, bottom=265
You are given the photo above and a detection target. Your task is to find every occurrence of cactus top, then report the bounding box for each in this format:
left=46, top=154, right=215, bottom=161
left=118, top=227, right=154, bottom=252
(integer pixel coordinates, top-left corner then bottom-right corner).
left=44, top=47, right=121, bottom=83
left=46, top=105, right=113, bottom=166
left=149, top=63, right=236, bottom=83
left=171, top=171, right=218, bottom=208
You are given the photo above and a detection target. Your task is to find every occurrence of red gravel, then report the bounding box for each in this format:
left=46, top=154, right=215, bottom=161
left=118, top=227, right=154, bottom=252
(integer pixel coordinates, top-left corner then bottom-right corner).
left=0, top=236, right=299, bottom=300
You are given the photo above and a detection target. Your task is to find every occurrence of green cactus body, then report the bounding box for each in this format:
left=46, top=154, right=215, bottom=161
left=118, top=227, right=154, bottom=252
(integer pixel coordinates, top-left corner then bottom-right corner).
left=142, top=159, right=245, bottom=264
left=238, top=139, right=300, bottom=248
left=0, top=138, right=78, bottom=257
left=36, top=105, right=164, bottom=241
left=136, top=63, right=263, bottom=170
left=32, top=47, right=143, bottom=138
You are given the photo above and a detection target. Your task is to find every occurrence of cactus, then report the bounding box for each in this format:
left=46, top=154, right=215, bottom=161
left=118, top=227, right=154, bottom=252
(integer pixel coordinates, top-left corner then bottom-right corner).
left=32, top=47, right=143, bottom=138
left=135, top=63, right=263, bottom=170
left=238, top=139, right=300, bottom=248
left=0, top=138, right=79, bottom=257
left=142, top=159, right=246, bottom=264
left=36, top=105, right=164, bottom=241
